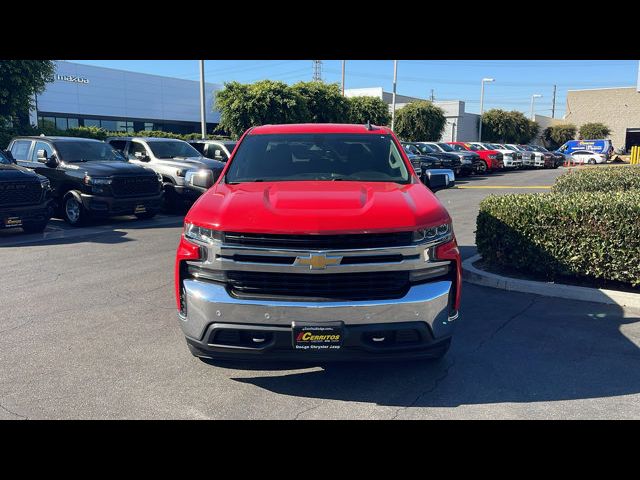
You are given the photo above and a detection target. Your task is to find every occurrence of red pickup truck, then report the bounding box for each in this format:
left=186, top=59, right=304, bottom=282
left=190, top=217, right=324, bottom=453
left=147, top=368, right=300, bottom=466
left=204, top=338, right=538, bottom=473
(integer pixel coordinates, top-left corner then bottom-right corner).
left=175, top=123, right=461, bottom=361
left=447, top=141, right=504, bottom=173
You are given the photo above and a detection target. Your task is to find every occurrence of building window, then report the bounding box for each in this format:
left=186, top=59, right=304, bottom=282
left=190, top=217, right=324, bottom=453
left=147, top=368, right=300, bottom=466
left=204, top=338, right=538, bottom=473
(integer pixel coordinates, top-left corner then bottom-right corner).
left=39, top=116, right=56, bottom=130
left=144, top=122, right=154, bottom=131
left=84, top=119, right=100, bottom=128
left=100, top=120, right=117, bottom=131
left=55, top=117, right=68, bottom=130
left=67, top=118, right=79, bottom=129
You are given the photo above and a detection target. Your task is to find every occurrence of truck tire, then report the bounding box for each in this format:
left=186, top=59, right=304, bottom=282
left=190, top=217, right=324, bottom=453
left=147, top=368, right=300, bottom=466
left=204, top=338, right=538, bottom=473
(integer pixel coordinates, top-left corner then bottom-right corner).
left=428, top=338, right=452, bottom=360
left=476, top=160, right=488, bottom=174
left=62, top=191, right=86, bottom=226
left=22, top=221, right=48, bottom=234
left=135, top=211, right=157, bottom=220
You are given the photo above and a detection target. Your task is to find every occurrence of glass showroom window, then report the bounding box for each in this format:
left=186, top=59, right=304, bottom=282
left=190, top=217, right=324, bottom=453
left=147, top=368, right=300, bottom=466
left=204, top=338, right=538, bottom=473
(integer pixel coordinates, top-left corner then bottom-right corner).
left=84, top=119, right=100, bottom=128
left=67, top=118, right=79, bottom=129
left=55, top=117, right=68, bottom=130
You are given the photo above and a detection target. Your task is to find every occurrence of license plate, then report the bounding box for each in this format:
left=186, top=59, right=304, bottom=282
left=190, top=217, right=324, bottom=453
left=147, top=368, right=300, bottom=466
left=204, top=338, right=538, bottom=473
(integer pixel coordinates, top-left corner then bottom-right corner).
left=134, top=205, right=146, bottom=214
left=4, top=217, right=22, bottom=227
left=292, top=322, right=344, bottom=351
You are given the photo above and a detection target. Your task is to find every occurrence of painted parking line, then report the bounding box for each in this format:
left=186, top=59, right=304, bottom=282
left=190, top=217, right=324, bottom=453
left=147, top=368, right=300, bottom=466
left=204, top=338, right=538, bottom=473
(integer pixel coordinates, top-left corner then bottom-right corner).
left=454, top=185, right=552, bottom=189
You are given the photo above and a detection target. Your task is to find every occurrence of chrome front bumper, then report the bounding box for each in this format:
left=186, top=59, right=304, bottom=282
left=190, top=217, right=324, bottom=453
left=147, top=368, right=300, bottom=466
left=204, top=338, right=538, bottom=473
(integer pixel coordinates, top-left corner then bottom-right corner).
left=178, top=278, right=457, bottom=342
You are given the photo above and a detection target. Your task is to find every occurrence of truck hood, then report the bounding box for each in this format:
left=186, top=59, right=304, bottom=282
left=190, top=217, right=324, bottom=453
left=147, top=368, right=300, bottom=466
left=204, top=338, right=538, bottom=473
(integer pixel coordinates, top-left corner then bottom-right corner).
left=0, top=163, right=41, bottom=181
left=61, top=161, right=156, bottom=177
left=186, top=181, right=451, bottom=235
left=156, top=156, right=225, bottom=171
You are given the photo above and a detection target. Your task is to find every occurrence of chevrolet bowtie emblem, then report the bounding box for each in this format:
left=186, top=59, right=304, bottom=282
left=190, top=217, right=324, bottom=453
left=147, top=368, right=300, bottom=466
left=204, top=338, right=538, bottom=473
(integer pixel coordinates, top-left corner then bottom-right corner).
left=295, top=253, right=342, bottom=270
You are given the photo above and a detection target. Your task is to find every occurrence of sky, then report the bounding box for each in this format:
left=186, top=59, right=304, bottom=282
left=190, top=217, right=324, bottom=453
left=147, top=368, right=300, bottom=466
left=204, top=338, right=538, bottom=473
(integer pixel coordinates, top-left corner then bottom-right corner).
left=72, top=60, right=639, bottom=118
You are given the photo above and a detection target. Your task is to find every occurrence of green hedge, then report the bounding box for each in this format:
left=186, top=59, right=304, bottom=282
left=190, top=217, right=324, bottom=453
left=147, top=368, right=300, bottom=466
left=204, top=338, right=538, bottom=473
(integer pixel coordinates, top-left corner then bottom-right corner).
left=0, top=124, right=231, bottom=147
left=476, top=191, right=640, bottom=287
left=553, top=166, right=640, bottom=194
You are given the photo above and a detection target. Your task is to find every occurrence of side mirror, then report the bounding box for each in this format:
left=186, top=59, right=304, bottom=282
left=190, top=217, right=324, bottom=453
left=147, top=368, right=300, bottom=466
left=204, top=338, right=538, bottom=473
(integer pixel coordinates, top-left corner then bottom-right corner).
left=37, top=150, right=59, bottom=168
left=423, top=169, right=455, bottom=193
left=134, top=151, right=150, bottom=162
left=3, top=150, right=16, bottom=164
left=185, top=169, right=216, bottom=190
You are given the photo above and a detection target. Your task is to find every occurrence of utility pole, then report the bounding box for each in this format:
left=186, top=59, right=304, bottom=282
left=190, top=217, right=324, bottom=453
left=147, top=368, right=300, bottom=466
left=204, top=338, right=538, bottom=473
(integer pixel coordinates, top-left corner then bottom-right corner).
left=551, top=84, right=557, bottom=118
left=199, top=60, right=206, bottom=139
left=341, top=60, right=346, bottom=95
left=430, top=89, right=434, bottom=101
left=391, top=60, right=398, bottom=131
left=312, top=60, right=323, bottom=82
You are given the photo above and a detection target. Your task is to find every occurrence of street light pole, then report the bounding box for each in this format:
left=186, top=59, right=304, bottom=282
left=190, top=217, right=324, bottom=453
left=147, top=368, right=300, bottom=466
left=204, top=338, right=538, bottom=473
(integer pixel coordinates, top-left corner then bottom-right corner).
left=478, top=77, right=494, bottom=142
left=530, top=94, right=542, bottom=120
left=341, top=60, right=346, bottom=96
left=199, top=60, right=207, bottom=139
left=391, top=60, right=398, bottom=131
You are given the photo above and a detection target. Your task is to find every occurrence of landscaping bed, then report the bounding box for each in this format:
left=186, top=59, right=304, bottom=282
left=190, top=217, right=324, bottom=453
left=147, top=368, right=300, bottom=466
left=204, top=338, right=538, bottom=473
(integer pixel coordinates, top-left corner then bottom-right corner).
left=475, top=166, right=640, bottom=291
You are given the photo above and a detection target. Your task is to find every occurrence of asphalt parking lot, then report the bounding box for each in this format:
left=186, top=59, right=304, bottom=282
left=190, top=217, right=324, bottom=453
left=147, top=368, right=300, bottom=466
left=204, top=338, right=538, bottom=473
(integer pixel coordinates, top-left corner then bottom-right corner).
left=1, top=167, right=639, bottom=419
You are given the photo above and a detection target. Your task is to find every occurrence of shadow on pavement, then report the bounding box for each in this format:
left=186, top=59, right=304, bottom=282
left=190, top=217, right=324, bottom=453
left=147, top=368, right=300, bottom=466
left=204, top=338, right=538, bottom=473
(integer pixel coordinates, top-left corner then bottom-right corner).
left=0, top=214, right=185, bottom=248
left=226, top=285, right=640, bottom=409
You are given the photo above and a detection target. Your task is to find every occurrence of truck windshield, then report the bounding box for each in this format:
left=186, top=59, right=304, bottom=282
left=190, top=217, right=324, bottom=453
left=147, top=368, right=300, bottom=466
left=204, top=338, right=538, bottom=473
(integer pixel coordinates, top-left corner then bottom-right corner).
left=147, top=140, right=201, bottom=159
left=416, top=144, right=437, bottom=154
left=54, top=142, right=127, bottom=163
left=436, top=143, right=455, bottom=152
left=447, top=144, right=467, bottom=152
left=226, top=134, right=411, bottom=184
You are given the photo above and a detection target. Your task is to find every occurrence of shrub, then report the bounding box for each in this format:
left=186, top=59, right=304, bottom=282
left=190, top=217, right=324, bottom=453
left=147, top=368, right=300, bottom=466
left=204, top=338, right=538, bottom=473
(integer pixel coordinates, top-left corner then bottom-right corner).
left=578, top=122, right=611, bottom=140
left=393, top=101, right=446, bottom=142
left=480, top=109, right=539, bottom=144
left=542, top=124, right=576, bottom=150
left=553, top=166, right=640, bottom=194
left=476, top=191, right=640, bottom=287
left=347, top=96, right=391, bottom=125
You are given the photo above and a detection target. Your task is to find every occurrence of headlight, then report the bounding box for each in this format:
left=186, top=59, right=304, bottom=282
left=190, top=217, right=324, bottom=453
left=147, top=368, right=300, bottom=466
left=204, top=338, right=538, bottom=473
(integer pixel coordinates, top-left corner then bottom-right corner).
left=184, top=223, right=224, bottom=244
left=412, top=223, right=452, bottom=244
left=83, top=175, right=112, bottom=185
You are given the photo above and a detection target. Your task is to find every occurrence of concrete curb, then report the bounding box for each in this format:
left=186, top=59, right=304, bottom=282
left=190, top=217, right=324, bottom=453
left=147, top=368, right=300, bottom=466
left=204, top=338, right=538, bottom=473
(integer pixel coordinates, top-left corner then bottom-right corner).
left=462, top=254, right=640, bottom=309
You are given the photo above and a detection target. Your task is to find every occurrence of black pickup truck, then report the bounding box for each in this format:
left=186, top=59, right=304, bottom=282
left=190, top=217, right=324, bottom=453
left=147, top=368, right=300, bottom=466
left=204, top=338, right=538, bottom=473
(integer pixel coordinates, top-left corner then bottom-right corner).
left=8, top=136, right=163, bottom=226
left=0, top=149, right=53, bottom=233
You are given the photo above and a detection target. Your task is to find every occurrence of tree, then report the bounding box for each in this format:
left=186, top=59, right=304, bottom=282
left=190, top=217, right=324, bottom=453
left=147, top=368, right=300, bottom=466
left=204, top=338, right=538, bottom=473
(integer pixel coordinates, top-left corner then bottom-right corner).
left=578, top=122, right=611, bottom=140
left=215, top=80, right=310, bottom=138
left=542, top=124, right=577, bottom=149
left=291, top=82, right=349, bottom=123
left=393, top=101, right=446, bottom=142
left=347, top=96, right=391, bottom=125
left=481, top=109, right=539, bottom=144
left=0, top=61, right=55, bottom=128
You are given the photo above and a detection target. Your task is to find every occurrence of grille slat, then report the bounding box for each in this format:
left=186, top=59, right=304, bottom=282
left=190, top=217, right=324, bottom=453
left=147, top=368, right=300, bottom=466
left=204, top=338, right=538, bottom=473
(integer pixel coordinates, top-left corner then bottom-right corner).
left=111, top=176, right=158, bottom=198
left=223, top=232, right=413, bottom=250
left=226, top=271, right=410, bottom=301
left=0, top=181, right=42, bottom=207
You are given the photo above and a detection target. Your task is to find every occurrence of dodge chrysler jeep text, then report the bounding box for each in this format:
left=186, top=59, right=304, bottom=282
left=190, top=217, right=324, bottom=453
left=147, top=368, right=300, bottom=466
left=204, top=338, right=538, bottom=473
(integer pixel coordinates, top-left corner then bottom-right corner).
left=175, top=124, right=462, bottom=361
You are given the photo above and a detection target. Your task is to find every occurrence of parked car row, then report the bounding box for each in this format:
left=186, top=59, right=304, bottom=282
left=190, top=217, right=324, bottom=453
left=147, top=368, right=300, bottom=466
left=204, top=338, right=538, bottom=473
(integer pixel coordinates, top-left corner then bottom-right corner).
left=2, top=135, right=229, bottom=232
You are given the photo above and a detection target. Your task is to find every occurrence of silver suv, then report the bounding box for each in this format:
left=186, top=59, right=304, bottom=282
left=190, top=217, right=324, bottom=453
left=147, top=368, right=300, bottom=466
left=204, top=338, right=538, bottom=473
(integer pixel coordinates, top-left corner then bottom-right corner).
left=106, top=137, right=225, bottom=206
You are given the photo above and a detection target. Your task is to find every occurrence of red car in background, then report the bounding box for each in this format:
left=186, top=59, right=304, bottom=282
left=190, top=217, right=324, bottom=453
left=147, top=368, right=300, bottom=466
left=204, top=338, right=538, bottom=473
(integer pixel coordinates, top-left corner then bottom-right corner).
left=447, top=142, right=504, bottom=173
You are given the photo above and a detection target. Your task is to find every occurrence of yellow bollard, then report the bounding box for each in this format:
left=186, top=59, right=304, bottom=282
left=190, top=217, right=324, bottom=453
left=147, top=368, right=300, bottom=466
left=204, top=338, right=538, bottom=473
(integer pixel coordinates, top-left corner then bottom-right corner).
left=633, top=146, right=638, bottom=165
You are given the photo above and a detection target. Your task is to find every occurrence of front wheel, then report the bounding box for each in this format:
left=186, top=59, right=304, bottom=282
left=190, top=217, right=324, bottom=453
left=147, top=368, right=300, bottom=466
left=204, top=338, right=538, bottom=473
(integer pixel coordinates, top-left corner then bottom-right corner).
left=588, top=158, right=596, bottom=165
left=62, top=192, right=85, bottom=226
left=22, top=221, right=48, bottom=234
left=135, top=211, right=157, bottom=220
left=476, top=160, right=488, bottom=175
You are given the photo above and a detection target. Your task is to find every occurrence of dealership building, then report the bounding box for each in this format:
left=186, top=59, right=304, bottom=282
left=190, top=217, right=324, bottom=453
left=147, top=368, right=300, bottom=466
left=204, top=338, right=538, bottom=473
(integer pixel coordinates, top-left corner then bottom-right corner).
left=344, top=87, right=480, bottom=142
left=563, top=86, right=640, bottom=151
left=31, top=61, right=222, bottom=134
